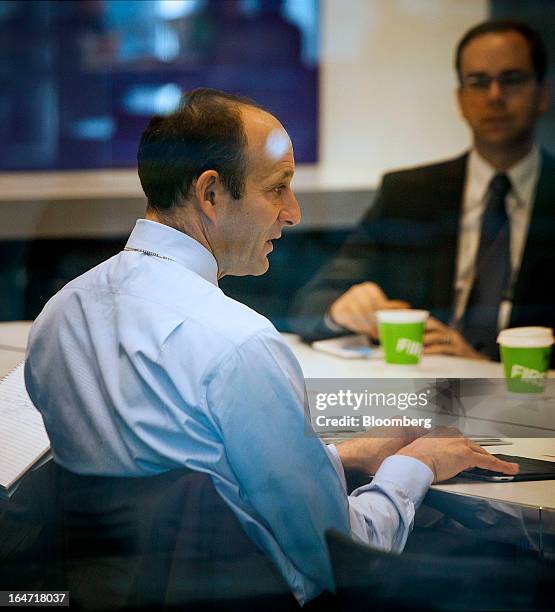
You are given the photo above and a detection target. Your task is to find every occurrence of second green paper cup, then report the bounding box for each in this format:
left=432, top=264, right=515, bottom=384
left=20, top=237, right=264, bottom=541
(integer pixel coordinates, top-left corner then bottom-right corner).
left=497, top=327, right=553, bottom=393
left=377, top=310, right=429, bottom=365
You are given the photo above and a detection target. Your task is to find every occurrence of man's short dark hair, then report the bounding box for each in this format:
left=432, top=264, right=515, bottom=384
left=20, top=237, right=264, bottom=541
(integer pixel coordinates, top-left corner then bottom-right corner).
left=138, top=88, right=263, bottom=211
left=455, top=19, right=548, bottom=84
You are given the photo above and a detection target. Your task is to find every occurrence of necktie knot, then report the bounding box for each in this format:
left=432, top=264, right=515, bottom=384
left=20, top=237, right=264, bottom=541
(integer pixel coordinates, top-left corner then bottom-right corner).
left=483, top=173, right=511, bottom=231
left=489, top=173, right=511, bottom=201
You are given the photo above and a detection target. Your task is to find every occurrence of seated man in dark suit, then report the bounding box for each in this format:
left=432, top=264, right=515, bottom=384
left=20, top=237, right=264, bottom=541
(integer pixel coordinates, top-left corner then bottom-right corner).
left=291, top=19, right=554, bottom=361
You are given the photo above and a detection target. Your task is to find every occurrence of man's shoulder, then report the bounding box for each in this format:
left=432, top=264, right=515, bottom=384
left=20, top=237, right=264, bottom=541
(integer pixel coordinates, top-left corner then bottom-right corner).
left=128, top=268, right=278, bottom=354
left=201, top=292, right=277, bottom=347
left=162, top=293, right=288, bottom=380
left=381, top=154, right=468, bottom=189
left=34, top=253, right=277, bottom=354
left=154, top=280, right=279, bottom=354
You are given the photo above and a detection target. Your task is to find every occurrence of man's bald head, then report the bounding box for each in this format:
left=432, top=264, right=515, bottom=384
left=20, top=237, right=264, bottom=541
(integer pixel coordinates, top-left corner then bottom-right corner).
left=137, top=88, right=268, bottom=214
left=239, top=105, right=292, bottom=179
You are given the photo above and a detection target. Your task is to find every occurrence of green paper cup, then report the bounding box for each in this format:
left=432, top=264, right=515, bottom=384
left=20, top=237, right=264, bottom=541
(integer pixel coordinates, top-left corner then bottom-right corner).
left=377, top=310, right=429, bottom=365
left=497, top=327, right=553, bottom=393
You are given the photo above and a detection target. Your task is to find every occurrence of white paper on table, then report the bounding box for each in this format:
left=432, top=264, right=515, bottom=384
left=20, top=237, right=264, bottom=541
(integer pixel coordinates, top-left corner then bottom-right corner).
left=0, top=361, right=51, bottom=493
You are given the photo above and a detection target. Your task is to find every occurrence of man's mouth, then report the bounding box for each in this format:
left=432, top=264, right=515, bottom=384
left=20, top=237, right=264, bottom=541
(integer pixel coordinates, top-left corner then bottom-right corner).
left=483, top=116, right=510, bottom=125
left=266, top=235, right=281, bottom=252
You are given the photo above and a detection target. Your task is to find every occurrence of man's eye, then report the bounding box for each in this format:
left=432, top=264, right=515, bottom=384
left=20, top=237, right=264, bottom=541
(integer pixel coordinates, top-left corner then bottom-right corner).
left=465, top=76, right=489, bottom=89
left=273, top=185, right=285, bottom=195
left=501, top=72, right=530, bottom=86
left=463, top=71, right=532, bottom=91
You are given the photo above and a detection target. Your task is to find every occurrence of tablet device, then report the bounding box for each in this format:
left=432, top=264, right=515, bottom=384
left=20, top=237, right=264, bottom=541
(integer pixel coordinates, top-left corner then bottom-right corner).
left=461, top=454, right=555, bottom=482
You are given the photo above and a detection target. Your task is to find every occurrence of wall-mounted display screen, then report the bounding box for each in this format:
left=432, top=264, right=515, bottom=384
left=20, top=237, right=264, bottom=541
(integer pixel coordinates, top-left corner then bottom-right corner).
left=0, top=0, right=319, bottom=171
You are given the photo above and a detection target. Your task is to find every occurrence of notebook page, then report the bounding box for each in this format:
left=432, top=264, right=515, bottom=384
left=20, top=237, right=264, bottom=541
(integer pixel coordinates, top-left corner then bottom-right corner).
left=0, top=361, right=50, bottom=489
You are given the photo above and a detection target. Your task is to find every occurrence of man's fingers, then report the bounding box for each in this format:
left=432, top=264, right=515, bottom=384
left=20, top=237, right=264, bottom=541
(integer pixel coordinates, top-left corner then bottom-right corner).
left=349, top=301, right=376, bottom=333
left=467, top=440, right=519, bottom=473
left=467, top=440, right=493, bottom=455
left=472, top=452, right=520, bottom=475
left=349, top=289, right=383, bottom=318
left=425, top=317, right=444, bottom=331
left=382, top=300, right=410, bottom=310
left=428, top=426, right=463, bottom=438
left=424, top=330, right=451, bottom=346
left=331, top=298, right=374, bottom=334
left=332, top=283, right=411, bottom=336
left=423, top=344, right=455, bottom=355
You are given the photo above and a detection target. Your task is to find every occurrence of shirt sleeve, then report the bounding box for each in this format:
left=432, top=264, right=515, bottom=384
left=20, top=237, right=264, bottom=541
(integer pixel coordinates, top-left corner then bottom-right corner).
left=327, top=445, right=433, bottom=550
left=204, top=329, right=351, bottom=602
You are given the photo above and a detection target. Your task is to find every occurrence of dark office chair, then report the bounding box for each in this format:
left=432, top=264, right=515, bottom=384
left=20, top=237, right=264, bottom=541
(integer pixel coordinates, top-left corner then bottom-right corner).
left=326, top=528, right=555, bottom=612
left=0, top=460, right=298, bottom=610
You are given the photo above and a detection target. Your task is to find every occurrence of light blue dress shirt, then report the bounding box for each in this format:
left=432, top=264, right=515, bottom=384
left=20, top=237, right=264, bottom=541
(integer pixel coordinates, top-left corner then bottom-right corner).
left=25, top=219, right=433, bottom=605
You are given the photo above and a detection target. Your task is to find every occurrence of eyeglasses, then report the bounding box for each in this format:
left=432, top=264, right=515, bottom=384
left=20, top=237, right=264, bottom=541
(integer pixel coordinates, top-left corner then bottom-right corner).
left=461, top=71, right=534, bottom=94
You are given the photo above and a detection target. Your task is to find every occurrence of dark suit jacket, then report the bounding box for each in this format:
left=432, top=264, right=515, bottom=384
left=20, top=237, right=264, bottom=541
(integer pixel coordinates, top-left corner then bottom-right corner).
left=290, top=151, right=555, bottom=353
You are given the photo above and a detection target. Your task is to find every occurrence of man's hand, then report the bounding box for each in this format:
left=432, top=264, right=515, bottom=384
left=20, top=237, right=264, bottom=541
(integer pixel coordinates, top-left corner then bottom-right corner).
left=335, top=426, right=428, bottom=475
left=424, top=317, right=488, bottom=360
left=396, top=427, right=519, bottom=483
left=328, top=282, right=409, bottom=338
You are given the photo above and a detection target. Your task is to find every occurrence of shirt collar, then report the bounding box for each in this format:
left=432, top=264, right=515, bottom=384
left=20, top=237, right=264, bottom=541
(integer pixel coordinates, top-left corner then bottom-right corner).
left=125, top=219, right=219, bottom=286
left=467, top=146, right=540, bottom=207
left=507, top=145, right=540, bottom=206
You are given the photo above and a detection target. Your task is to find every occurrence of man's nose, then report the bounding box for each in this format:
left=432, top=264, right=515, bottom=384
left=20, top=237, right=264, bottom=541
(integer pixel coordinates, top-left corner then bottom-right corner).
left=281, top=191, right=301, bottom=227
left=486, top=78, right=505, bottom=101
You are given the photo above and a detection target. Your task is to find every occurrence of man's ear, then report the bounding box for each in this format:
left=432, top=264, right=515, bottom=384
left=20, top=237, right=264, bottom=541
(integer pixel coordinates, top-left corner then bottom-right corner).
left=194, top=170, right=221, bottom=223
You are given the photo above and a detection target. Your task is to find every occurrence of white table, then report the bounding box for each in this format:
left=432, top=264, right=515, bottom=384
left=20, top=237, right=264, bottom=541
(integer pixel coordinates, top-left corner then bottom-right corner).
left=281, top=333, right=505, bottom=379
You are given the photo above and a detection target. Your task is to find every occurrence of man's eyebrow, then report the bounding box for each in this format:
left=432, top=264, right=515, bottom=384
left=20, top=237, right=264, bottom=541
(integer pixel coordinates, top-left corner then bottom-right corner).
left=464, top=71, right=491, bottom=77
left=465, top=69, right=527, bottom=76
left=268, top=169, right=294, bottom=182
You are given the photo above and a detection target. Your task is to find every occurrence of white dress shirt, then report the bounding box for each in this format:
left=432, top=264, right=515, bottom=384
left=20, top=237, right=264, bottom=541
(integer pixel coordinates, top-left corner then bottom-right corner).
left=453, top=147, right=540, bottom=330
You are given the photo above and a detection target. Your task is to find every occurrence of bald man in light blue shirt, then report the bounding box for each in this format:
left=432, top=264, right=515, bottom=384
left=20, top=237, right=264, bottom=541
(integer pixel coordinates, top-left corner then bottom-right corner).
left=25, top=89, right=517, bottom=605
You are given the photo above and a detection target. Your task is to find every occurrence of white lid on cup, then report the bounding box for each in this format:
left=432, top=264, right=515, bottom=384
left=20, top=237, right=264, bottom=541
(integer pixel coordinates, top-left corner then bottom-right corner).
left=497, top=327, right=554, bottom=348
left=376, top=309, right=429, bottom=324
